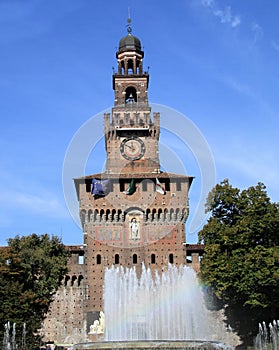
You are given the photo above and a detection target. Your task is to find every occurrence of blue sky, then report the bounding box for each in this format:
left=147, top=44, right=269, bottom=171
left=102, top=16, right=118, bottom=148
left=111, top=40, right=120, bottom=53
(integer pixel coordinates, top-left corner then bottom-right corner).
left=1, top=0, right=278, bottom=246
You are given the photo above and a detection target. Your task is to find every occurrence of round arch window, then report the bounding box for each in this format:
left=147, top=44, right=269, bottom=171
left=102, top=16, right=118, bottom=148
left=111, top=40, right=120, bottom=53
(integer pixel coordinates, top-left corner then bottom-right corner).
left=125, top=86, right=137, bottom=103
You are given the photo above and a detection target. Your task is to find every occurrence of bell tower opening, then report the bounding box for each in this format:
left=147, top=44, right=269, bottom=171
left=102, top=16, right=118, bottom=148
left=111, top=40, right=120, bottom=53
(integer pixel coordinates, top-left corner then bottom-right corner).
left=125, top=86, right=137, bottom=103
left=127, top=59, right=134, bottom=74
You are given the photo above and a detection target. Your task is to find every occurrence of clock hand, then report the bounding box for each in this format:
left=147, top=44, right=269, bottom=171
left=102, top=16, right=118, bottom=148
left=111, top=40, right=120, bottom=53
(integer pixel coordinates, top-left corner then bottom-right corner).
left=125, top=143, right=134, bottom=150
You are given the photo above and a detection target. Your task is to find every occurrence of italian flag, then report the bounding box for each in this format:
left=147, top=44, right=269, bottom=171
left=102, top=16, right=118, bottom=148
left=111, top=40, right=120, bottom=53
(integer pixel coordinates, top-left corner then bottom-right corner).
left=123, top=178, right=135, bottom=195
left=156, top=178, right=165, bottom=195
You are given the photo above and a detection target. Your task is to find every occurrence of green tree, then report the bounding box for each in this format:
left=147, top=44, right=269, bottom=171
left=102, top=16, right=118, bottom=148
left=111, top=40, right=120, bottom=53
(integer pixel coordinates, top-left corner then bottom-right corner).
left=0, top=234, right=69, bottom=350
left=198, top=179, right=279, bottom=346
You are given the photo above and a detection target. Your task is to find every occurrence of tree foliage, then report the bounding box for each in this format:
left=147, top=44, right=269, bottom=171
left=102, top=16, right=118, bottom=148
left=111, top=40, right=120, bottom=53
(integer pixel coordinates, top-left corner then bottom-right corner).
left=0, top=234, right=69, bottom=349
left=198, top=179, right=279, bottom=344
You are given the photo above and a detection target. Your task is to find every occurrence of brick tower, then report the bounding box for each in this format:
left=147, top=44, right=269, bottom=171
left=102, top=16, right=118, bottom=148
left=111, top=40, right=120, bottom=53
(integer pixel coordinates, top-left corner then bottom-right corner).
left=74, top=22, right=193, bottom=331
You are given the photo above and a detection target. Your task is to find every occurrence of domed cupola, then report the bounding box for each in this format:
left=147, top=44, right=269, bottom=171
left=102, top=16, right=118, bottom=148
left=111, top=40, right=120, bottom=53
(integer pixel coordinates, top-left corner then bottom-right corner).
left=115, top=18, right=145, bottom=76
left=117, top=17, right=143, bottom=54
left=118, top=33, right=142, bottom=53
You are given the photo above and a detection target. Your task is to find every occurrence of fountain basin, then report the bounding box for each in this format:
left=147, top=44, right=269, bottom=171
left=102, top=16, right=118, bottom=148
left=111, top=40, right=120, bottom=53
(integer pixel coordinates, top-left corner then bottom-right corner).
left=72, top=340, right=232, bottom=350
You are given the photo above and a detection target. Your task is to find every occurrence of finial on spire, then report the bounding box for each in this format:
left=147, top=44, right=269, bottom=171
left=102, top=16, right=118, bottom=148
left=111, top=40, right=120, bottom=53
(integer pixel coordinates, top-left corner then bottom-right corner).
left=127, top=7, right=132, bottom=34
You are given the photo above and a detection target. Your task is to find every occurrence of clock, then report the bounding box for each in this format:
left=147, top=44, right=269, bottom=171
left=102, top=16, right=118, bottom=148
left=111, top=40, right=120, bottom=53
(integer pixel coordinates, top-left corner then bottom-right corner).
left=120, top=136, right=145, bottom=160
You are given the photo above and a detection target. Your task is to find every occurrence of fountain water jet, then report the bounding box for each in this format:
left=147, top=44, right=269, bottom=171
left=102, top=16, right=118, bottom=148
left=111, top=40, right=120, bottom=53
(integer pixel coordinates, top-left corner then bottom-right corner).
left=255, top=320, right=279, bottom=350
left=3, top=322, right=11, bottom=350
left=74, top=264, right=236, bottom=350
left=2, top=322, right=25, bottom=350
left=104, top=264, right=217, bottom=341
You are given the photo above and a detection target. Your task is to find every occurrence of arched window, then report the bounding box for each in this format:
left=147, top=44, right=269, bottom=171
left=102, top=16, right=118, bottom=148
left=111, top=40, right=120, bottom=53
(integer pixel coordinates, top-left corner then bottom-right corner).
left=169, top=253, right=174, bottom=264
left=94, top=209, right=98, bottom=221
left=112, top=209, right=116, bottom=221
left=151, top=254, right=156, bottom=264
left=88, top=209, right=93, bottom=223
left=115, top=254, right=120, bottom=264
left=97, top=254, right=102, bottom=265
left=80, top=210, right=86, bottom=226
left=64, top=275, right=70, bottom=287
left=127, top=59, right=134, bottom=74
left=133, top=254, right=138, bottom=264
left=100, top=209, right=105, bottom=220
left=125, top=86, right=137, bottom=103
left=78, top=275, right=84, bottom=287
left=71, top=275, right=77, bottom=286
left=152, top=208, right=157, bottom=221
left=121, top=61, right=125, bottom=75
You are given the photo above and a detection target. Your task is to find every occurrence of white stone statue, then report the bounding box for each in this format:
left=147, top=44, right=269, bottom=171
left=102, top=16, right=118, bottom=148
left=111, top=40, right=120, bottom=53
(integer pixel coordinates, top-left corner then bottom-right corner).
left=130, top=217, right=139, bottom=240
left=89, top=311, right=105, bottom=334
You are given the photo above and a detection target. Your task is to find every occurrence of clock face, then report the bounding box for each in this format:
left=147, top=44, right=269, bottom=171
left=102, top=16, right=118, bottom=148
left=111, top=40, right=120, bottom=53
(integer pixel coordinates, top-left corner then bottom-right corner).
left=120, top=136, right=145, bottom=160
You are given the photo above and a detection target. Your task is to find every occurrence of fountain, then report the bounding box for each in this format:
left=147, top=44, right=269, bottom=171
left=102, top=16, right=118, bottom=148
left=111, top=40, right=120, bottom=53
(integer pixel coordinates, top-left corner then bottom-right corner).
left=2, top=322, right=26, bottom=350
left=105, top=264, right=216, bottom=341
left=73, top=264, right=235, bottom=350
left=3, top=322, right=11, bottom=350
left=254, top=320, right=279, bottom=350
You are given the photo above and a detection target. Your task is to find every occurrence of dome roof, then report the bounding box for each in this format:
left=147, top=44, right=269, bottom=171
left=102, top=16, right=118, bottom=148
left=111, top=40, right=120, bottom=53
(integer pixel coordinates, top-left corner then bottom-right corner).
left=118, top=34, right=142, bottom=52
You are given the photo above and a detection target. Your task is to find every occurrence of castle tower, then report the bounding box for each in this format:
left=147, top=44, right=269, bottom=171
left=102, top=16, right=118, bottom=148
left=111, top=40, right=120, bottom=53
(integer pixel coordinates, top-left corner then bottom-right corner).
left=105, top=20, right=160, bottom=174
left=74, top=20, right=193, bottom=331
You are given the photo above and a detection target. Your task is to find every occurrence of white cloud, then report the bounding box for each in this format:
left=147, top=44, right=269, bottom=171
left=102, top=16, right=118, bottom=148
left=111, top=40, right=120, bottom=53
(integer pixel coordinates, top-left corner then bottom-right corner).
left=214, top=7, right=240, bottom=27
left=201, top=0, right=241, bottom=28
left=0, top=168, right=68, bottom=220
left=214, top=141, right=279, bottom=202
left=251, top=22, right=263, bottom=43
left=222, top=76, right=254, bottom=98
left=231, top=16, right=241, bottom=28
left=201, top=0, right=215, bottom=7
left=0, top=189, right=68, bottom=219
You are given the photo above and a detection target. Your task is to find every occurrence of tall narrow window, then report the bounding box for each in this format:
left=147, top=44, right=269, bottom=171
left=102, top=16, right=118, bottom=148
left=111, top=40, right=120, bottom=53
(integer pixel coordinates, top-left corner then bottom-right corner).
left=133, top=254, right=137, bottom=264
left=169, top=253, right=174, bottom=264
left=142, top=181, right=147, bottom=191
left=78, top=255, right=84, bottom=264
left=151, top=254, right=156, bottom=264
left=165, top=180, right=170, bottom=191
left=97, top=254, right=101, bottom=265
left=115, top=254, right=120, bottom=264
left=176, top=181, right=181, bottom=191
left=120, top=180, right=125, bottom=192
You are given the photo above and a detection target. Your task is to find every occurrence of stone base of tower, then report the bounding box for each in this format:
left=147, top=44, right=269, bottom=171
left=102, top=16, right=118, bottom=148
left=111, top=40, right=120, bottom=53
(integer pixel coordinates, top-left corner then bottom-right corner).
left=42, top=243, right=204, bottom=344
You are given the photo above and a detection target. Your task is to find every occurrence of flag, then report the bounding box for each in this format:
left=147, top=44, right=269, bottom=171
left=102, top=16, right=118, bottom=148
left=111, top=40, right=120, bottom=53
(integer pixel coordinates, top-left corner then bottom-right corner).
left=92, top=178, right=110, bottom=196
left=156, top=178, right=165, bottom=195
left=123, top=178, right=135, bottom=195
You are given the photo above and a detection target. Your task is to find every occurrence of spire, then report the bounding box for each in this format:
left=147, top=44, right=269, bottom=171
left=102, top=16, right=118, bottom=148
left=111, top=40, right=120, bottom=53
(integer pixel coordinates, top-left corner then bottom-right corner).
left=127, top=8, right=132, bottom=34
